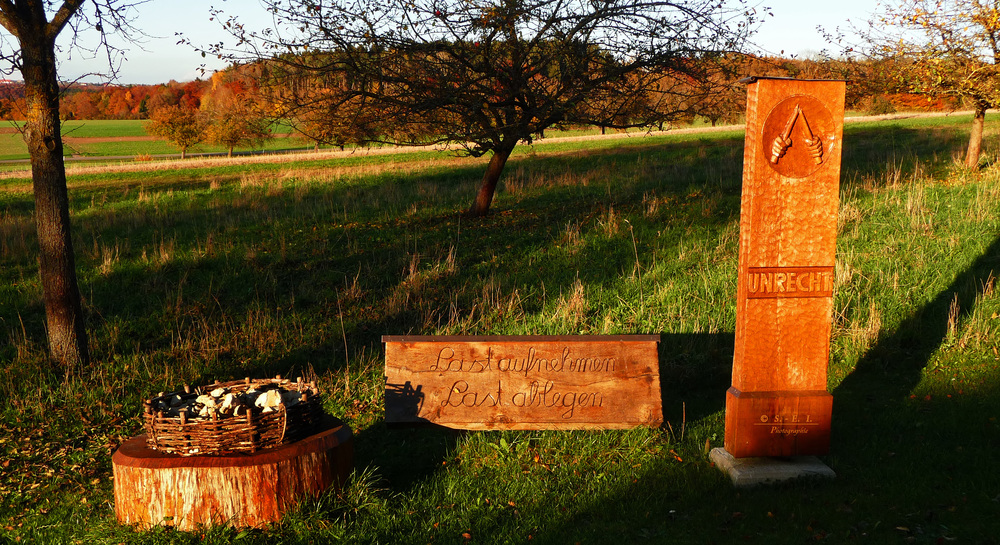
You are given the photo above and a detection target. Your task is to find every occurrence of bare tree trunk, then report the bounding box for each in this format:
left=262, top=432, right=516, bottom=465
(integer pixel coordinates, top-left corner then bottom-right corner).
left=965, top=105, right=987, bottom=169
left=469, top=143, right=515, bottom=217
left=21, top=36, right=89, bottom=368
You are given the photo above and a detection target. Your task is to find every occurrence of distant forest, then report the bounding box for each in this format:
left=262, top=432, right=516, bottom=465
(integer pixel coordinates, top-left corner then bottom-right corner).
left=0, top=79, right=210, bottom=121
left=0, top=56, right=960, bottom=125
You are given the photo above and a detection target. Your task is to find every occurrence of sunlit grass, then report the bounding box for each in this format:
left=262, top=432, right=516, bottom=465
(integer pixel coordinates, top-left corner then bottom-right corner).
left=1, top=114, right=1000, bottom=543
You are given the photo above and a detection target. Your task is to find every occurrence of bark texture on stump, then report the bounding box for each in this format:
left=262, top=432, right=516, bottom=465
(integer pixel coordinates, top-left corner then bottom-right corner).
left=112, top=419, right=353, bottom=530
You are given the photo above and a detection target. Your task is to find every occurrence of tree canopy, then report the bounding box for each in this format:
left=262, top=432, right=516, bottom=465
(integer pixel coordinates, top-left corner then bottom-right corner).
left=212, top=0, right=762, bottom=215
left=146, top=104, right=207, bottom=158
left=851, top=0, right=1000, bottom=168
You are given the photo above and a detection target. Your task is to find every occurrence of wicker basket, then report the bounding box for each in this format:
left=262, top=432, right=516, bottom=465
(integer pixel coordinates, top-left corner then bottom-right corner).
left=142, top=376, right=324, bottom=456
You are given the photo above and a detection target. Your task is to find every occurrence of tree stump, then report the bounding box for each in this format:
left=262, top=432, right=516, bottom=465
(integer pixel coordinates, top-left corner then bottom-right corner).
left=112, top=418, right=353, bottom=530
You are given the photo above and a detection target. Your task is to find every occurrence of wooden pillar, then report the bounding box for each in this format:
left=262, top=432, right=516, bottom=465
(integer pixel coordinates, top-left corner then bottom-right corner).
left=724, top=78, right=846, bottom=458
left=112, top=418, right=353, bottom=530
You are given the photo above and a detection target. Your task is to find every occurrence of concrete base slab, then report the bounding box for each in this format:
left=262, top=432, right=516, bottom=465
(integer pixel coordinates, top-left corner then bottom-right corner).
left=710, top=447, right=835, bottom=487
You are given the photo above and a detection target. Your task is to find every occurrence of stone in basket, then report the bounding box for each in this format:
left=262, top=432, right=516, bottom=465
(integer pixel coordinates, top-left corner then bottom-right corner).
left=143, top=376, right=324, bottom=456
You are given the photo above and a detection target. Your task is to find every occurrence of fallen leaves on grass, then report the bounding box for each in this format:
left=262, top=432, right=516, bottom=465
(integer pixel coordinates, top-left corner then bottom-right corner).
left=0, top=414, right=133, bottom=508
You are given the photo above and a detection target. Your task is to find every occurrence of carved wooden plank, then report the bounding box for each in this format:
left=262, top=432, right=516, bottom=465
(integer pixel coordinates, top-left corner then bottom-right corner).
left=726, top=77, right=845, bottom=458
left=112, top=418, right=353, bottom=530
left=383, top=335, right=661, bottom=430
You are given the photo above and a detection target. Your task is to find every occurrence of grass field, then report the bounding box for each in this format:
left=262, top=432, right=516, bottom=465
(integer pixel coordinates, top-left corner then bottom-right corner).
left=1, top=113, right=1000, bottom=544
left=0, top=118, right=730, bottom=163
left=0, top=119, right=319, bottom=162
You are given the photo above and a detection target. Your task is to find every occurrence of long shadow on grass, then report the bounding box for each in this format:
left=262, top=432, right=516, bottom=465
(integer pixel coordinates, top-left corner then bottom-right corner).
left=63, top=137, right=745, bottom=364
left=398, top=123, right=1000, bottom=543
left=511, top=237, right=1000, bottom=545
left=830, top=231, right=1000, bottom=449
left=839, top=229, right=1000, bottom=382
left=841, top=121, right=971, bottom=184
left=8, top=121, right=956, bottom=364
left=346, top=331, right=737, bottom=498
left=658, top=332, right=734, bottom=426
left=373, top=121, right=1000, bottom=543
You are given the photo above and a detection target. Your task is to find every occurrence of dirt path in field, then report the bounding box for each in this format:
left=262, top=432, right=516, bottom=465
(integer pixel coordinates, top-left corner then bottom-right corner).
left=60, top=133, right=294, bottom=143
left=0, top=110, right=978, bottom=183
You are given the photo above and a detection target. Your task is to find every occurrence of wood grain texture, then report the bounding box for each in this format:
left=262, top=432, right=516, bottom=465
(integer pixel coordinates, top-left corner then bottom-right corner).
left=112, top=418, right=353, bottom=530
left=384, top=335, right=661, bottom=429
left=727, top=78, right=845, bottom=457
left=725, top=388, right=832, bottom=458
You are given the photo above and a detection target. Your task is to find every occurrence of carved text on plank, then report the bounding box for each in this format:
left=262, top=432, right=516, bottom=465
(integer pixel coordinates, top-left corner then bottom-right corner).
left=746, top=266, right=834, bottom=299
left=383, top=336, right=662, bottom=429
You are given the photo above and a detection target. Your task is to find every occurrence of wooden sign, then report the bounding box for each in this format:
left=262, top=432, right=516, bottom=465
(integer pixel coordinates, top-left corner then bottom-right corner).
left=725, top=78, right=845, bottom=458
left=383, top=335, right=661, bottom=429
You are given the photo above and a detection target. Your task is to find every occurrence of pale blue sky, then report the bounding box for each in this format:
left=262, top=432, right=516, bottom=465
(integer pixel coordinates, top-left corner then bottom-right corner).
left=752, top=0, right=877, bottom=58
left=40, top=0, right=877, bottom=85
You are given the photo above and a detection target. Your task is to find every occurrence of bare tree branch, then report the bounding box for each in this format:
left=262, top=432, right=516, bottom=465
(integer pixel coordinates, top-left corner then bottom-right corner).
left=48, top=0, right=87, bottom=39
left=0, top=1, right=21, bottom=37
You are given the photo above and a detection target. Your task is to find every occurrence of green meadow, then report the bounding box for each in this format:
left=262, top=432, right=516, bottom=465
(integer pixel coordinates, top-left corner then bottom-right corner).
left=0, top=120, right=316, bottom=162
left=0, top=119, right=722, bottom=163
left=1, top=114, right=999, bottom=543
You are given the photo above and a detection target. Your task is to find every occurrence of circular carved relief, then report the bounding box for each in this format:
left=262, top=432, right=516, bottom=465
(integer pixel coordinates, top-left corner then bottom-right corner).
left=761, top=95, right=836, bottom=178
